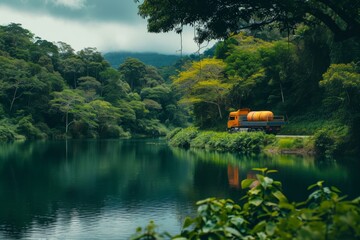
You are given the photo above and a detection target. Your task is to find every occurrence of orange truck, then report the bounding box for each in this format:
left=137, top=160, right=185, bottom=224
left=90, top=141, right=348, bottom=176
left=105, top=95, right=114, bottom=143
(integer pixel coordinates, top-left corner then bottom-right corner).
left=227, top=108, right=285, bottom=134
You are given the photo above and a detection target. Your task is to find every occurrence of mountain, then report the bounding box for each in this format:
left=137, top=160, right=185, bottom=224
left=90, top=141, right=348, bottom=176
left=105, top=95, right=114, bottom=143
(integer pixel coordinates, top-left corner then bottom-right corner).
left=103, top=51, right=181, bottom=68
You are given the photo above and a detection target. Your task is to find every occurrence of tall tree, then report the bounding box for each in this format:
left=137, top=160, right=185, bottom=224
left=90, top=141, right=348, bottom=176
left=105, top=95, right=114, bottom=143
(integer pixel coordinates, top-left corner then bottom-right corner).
left=60, top=57, right=85, bottom=88
left=50, top=89, right=96, bottom=134
left=119, top=58, right=147, bottom=91
left=173, top=58, right=229, bottom=121
left=0, top=23, right=34, bottom=60
left=0, top=57, right=45, bottom=113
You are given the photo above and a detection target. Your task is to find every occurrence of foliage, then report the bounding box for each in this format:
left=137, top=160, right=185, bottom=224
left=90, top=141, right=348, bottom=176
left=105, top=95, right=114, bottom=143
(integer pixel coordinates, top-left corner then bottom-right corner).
left=17, top=115, right=47, bottom=139
left=0, top=121, right=20, bottom=141
left=132, top=169, right=360, bottom=240
left=168, top=127, right=199, bottom=148
left=137, top=0, right=360, bottom=42
left=173, top=58, right=229, bottom=126
left=276, top=138, right=305, bottom=150
left=320, top=63, right=360, bottom=113
left=0, top=23, right=189, bottom=141
left=104, top=51, right=180, bottom=68
left=168, top=128, right=275, bottom=153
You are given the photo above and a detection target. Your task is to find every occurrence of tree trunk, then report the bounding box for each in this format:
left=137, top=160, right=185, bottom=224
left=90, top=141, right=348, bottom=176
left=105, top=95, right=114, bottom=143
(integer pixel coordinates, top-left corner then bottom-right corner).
left=65, top=111, right=69, bottom=134
left=280, top=82, right=285, bottom=103
left=10, top=86, right=18, bottom=113
left=217, top=103, right=223, bottom=119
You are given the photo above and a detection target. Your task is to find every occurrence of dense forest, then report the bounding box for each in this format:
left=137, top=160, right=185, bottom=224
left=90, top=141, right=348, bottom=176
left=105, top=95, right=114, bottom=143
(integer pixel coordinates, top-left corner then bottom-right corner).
left=1, top=13, right=360, bottom=155
left=0, top=23, right=188, bottom=141
left=104, top=51, right=180, bottom=68
left=136, top=0, right=360, bottom=156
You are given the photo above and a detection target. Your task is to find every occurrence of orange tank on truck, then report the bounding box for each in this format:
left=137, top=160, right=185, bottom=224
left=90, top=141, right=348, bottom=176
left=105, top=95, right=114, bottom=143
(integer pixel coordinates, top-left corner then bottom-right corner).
left=227, top=108, right=286, bottom=134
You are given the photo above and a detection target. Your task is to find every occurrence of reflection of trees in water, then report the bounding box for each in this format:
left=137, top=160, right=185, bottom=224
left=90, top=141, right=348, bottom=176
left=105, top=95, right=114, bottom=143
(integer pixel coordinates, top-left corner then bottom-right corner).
left=170, top=147, right=351, bottom=202
left=0, top=139, right=192, bottom=238
left=0, top=140, right=356, bottom=238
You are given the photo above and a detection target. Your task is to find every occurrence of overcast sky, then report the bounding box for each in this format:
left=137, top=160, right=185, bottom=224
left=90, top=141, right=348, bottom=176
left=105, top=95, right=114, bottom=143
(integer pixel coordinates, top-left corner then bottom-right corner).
left=0, top=0, right=212, bottom=54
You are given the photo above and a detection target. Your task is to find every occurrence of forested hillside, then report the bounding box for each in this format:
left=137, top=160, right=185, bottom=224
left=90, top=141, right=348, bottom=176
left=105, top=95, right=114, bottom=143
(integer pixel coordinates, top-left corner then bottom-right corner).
left=0, top=23, right=187, bottom=141
left=103, top=51, right=180, bottom=68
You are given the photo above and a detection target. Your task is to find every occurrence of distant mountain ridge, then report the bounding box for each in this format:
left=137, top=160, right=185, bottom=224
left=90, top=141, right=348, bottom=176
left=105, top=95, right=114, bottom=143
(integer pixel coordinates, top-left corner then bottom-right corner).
left=103, top=51, right=181, bottom=68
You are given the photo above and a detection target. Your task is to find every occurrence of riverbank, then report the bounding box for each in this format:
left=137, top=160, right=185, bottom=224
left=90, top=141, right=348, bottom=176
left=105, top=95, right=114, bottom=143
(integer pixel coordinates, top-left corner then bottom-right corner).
left=167, top=127, right=315, bottom=155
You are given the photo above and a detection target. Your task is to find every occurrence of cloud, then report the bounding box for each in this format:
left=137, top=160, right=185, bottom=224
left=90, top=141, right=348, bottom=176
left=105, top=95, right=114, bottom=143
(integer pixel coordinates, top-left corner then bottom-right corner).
left=53, top=0, right=86, bottom=10
left=0, top=1, right=215, bottom=54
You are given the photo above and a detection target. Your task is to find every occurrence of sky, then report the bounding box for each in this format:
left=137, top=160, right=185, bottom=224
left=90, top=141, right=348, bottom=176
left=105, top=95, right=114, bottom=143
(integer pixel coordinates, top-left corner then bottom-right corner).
left=0, top=0, right=212, bottom=54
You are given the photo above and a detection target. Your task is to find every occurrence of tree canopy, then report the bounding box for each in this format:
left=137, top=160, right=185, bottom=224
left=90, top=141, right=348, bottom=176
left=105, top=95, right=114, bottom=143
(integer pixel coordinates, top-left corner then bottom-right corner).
left=137, top=0, right=360, bottom=42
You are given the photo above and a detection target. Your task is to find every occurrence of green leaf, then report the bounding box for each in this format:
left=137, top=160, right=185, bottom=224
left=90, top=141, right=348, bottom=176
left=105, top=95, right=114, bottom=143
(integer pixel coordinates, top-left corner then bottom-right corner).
left=266, top=221, right=276, bottom=236
left=252, top=221, right=266, bottom=234
left=307, top=182, right=320, bottom=190
left=249, top=197, right=263, bottom=206
left=241, top=179, right=256, bottom=189
left=266, top=170, right=278, bottom=174
left=252, top=168, right=268, bottom=174
left=272, top=190, right=288, bottom=202
left=182, top=217, right=194, bottom=229
left=331, top=186, right=341, bottom=193
left=196, top=198, right=214, bottom=205
left=262, top=176, right=274, bottom=188
left=279, top=202, right=295, bottom=210
left=225, top=227, right=242, bottom=237
left=230, top=216, right=245, bottom=227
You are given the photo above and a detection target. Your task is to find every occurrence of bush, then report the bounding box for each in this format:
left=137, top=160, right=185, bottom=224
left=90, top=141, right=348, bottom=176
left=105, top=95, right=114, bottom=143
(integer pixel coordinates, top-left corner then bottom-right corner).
left=169, top=128, right=276, bottom=153
left=313, top=125, right=348, bottom=158
left=168, top=127, right=199, bottom=148
left=132, top=169, right=360, bottom=240
left=17, top=116, right=47, bottom=139
left=166, top=127, right=182, bottom=140
left=0, top=125, right=16, bottom=141
left=314, top=130, right=336, bottom=158
left=100, top=125, right=131, bottom=138
left=277, top=137, right=304, bottom=149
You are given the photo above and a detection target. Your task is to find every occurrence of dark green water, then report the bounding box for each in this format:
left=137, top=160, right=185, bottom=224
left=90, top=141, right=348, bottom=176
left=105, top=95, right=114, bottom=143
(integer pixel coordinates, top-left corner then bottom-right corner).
left=0, top=139, right=359, bottom=239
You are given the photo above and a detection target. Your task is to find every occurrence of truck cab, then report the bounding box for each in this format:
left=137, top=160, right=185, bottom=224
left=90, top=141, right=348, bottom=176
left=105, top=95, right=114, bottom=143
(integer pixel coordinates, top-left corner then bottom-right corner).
left=227, top=108, right=250, bottom=129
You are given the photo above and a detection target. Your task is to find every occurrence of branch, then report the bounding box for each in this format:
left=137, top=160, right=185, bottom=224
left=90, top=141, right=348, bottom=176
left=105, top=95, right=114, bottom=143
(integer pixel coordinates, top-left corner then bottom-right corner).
left=316, top=0, right=359, bottom=28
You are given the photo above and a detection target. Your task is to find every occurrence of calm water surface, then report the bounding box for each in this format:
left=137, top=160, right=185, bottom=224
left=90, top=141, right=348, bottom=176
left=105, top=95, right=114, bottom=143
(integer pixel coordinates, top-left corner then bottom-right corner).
left=0, top=139, right=359, bottom=239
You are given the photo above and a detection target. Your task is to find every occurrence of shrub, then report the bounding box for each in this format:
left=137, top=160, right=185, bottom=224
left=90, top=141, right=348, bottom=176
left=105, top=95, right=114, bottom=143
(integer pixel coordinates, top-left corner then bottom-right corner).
left=168, top=127, right=199, bottom=148
left=17, top=116, right=47, bottom=139
left=314, top=130, right=336, bottom=158
left=168, top=128, right=276, bottom=153
left=0, top=125, right=16, bottom=141
left=100, top=125, right=131, bottom=138
left=166, top=127, right=182, bottom=140
left=131, top=169, right=360, bottom=240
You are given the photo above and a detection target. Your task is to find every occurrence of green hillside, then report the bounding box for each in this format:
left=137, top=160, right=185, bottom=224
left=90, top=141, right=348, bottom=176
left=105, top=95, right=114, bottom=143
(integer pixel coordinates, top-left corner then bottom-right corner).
left=103, top=51, right=180, bottom=68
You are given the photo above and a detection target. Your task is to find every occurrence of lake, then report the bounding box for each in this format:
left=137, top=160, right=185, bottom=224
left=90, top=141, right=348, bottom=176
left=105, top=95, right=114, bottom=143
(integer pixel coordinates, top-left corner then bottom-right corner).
left=0, top=138, right=359, bottom=239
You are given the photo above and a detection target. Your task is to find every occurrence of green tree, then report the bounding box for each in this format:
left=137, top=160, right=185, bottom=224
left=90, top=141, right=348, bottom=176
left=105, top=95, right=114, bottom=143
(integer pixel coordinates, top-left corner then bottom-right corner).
left=119, top=57, right=147, bottom=91
left=78, top=76, right=101, bottom=101
left=320, top=63, right=360, bottom=111
left=60, top=57, right=85, bottom=88
left=320, top=63, right=360, bottom=145
left=49, top=89, right=96, bottom=135
left=89, top=100, right=121, bottom=137
left=137, top=0, right=360, bottom=43
left=103, top=78, right=131, bottom=104
left=174, top=58, right=229, bottom=125
left=0, top=57, right=46, bottom=113
left=77, top=47, right=106, bottom=78
left=0, top=23, right=34, bottom=60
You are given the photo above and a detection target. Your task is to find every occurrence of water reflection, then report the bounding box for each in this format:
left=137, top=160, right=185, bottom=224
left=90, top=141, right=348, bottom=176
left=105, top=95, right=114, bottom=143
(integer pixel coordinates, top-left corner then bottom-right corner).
left=0, top=139, right=358, bottom=239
